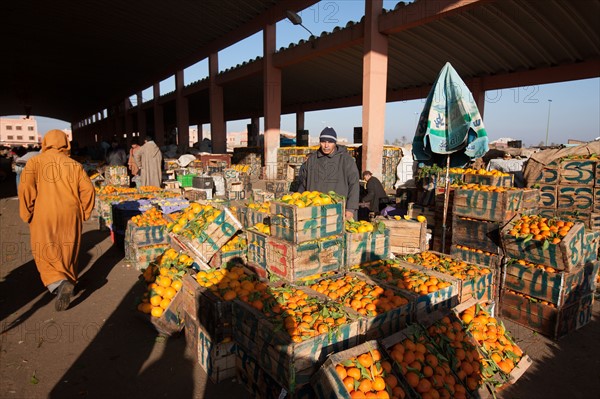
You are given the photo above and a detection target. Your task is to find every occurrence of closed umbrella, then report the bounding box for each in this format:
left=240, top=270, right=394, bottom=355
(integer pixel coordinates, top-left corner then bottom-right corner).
left=412, top=62, right=489, bottom=252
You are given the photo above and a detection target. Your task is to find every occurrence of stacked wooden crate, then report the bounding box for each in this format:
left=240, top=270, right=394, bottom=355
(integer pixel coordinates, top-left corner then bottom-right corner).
left=232, top=147, right=262, bottom=178
left=500, top=215, right=598, bottom=339
left=373, top=217, right=427, bottom=255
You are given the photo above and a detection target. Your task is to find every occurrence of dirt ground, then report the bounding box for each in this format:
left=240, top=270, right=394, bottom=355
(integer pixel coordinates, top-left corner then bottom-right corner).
left=1, top=176, right=599, bottom=399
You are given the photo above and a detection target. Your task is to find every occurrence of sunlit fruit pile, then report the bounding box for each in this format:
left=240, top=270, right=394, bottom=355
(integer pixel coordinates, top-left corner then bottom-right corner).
left=345, top=220, right=377, bottom=233
left=459, top=304, right=524, bottom=375
left=393, top=215, right=427, bottom=223
left=139, top=186, right=162, bottom=192
left=507, top=258, right=557, bottom=273
left=506, top=214, right=574, bottom=246
left=221, top=234, right=247, bottom=252
left=138, top=263, right=187, bottom=318
left=247, top=200, right=271, bottom=213
left=310, top=275, right=410, bottom=316
left=335, top=349, right=404, bottom=399
left=462, top=168, right=510, bottom=177
left=231, top=164, right=251, bottom=173
left=504, top=289, right=557, bottom=308
left=278, top=190, right=341, bottom=208
left=400, top=252, right=492, bottom=280
left=169, top=203, right=222, bottom=237
left=426, top=315, right=496, bottom=393
left=249, top=222, right=270, bottom=235
left=361, top=261, right=453, bottom=296
left=454, top=244, right=496, bottom=257
left=239, top=285, right=352, bottom=343
left=96, top=185, right=138, bottom=195
left=195, top=266, right=255, bottom=301
left=450, top=183, right=516, bottom=192
left=130, top=207, right=168, bottom=227
left=153, top=248, right=195, bottom=269
left=388, top=333, right=469, bottom=399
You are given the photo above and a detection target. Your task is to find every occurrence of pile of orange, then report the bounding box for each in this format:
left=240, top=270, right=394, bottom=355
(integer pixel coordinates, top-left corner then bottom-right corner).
left=238, top=284, right=352, bottom=343
left=459, top=304, right=524, bottom=375
left=346, top=220, right=376, bottom=233
left=426, top=316, right=491, bottom=393
left=508, top=258, right=556, bottom=273
left=361, top=261, right=453, bottom=296
left=450, top=183, right=515, bottom=193
left=247, top=200, right=271, bottom=213
left=96, top=185, right=138, bottom=195
left=507, top=214, right=574, bottom=245
left=130, top=207, right=168, bottom=227
left=279, top=191, right=338, bottom=208
left=400, top=252, right=492, bottom=280
left=505, top=289, right=557, bottom=308
left=137, top=263, right=184, bottom=318
left=169, top=203, right=222, bottom=237
left=388, top=334, right=468, bottom=399
left=249, top=222, right=270, bottom=235
left=195, top=266, right=255, bottom=301
left=221, top=233, right=247, bottom=252
left=154, top=247, right=194, bottom=269
left=139, top=185, right=162, bottom=192
left=335, top=349, right=405, bottom=399
left=310, top=275, right=410, bottom=316
left=454, top=244, right=496, bottom=257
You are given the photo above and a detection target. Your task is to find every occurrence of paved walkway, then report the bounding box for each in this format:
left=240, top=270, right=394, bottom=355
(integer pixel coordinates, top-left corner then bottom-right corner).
left=1, top=177, right=599, bottom=399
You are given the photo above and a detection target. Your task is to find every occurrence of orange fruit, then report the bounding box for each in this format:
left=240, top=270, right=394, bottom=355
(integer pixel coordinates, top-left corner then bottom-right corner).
left=149, top=295, right=162, bottom=307
left=405, top=371, right=420, bottom=388
left=343, top=376, right=355, bottom=392
left=358, top=353, right=374, bottom=368
left=347, top=367, right=361, bottom=380
left=358, top=379, right=372, bottom=393
left=372, top=376, right=386, bottom=391
left=163, top=286, right=177, bottom=299
left=170, top=280, right=182, bottom=291
left=150, top=306, right=164, bottom=317
left=335, top=365, right=347, bottom=380
left=159, top=298, right=171, bottom=309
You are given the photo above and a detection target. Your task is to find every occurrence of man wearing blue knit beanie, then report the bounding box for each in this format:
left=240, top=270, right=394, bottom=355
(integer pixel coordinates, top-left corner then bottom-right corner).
left=296, top=127, right=359, bottom=219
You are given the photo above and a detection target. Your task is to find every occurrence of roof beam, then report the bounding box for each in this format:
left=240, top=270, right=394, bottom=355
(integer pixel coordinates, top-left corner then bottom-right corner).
left=379, top=0, right=494, bottom=34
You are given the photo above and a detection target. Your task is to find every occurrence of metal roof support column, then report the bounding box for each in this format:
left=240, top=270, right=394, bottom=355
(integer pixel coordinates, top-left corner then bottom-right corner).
left=153, top=83, right=165, bottom=146
left=175, top=70, right=190, bottom=152
left=469, top=77, right=486, bottom=118
left=248, top=117, right=260, bottom=147
left=296, top=111, right=305, bottom=132
left=362, top=0, right=388, bottom=178
left=263, top=23, right=281, bottom=179
left=209, top=53, right=226, bottom=154
left=137, top=92, right=147, bottom=139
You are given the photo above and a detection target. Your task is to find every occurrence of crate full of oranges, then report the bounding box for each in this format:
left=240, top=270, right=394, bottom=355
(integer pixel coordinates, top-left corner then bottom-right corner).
left=501, top=214, right=585, bottom=271
left=344, top=220, right=390, bottom=270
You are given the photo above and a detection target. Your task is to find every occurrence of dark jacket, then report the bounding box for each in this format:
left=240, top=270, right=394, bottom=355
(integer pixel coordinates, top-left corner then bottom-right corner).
left=296, top=145, right=360, bottom=212
left=363, top=176, right=388, bottom=212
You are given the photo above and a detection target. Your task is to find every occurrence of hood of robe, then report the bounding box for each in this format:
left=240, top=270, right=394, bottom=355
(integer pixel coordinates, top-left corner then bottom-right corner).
left=42, top=130, right=71, bottom=154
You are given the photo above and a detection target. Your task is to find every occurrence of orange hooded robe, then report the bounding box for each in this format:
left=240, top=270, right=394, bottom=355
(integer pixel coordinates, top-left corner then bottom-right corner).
left=18, top=130, right=96, bottom=287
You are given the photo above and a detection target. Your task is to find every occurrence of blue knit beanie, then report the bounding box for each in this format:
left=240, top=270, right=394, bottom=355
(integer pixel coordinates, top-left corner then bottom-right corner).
left=319, top=127, right=337, bottom=143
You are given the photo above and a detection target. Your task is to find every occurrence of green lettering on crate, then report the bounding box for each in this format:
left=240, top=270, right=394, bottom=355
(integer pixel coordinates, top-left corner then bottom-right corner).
left=470, top=191, right=487, bottom=217
left=526, top=302, right=544, bottom=328
left=220, top=221, right=236, bottom=236
left=529, top=269, right=548, bottom=299
left=507, top=264, right=527, bottom=291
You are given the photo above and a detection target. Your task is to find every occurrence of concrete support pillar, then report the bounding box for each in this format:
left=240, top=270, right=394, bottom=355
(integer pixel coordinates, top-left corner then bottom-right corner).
left=153, top=83, right=165, bottom=146
left=137, top=92, right=147, bottom=138
left=124, top=98, right=133, bottom=144
left=175, top=69, right=190, bottom=151
left=263, top=23, right=281, bottom=179
left=209, top=53, right=226, bottom=154
left=469, top=77, right=486, bottom=118
left=362, top=0, right=388, bottom=177
left=248, top=117, right=260, bottom=147
left=296, top=111, right=305, bottom=133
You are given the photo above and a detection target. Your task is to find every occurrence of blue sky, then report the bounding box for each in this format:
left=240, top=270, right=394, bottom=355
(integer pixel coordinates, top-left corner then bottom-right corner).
left=17, top=1, right=600, bottom=146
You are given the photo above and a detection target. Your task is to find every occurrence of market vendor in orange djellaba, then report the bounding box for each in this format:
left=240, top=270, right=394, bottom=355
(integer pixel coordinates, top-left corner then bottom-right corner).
left=18, top=129, right=96, bottom=311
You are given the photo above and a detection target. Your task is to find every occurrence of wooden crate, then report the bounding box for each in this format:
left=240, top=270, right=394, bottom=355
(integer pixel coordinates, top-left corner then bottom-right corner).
left=500, top=290, right=595, bottom=339
left=557, top=185, right=594, bottom=211
left=453, top=188, right=523, bottom=222
left=344, top=229, right=390, bottom=269
left=269, top=202, right=344, bottom=244
left=265, top=234, right=344, bottom=282
left=375, top=217, right=427, bottom=254
left=502, top=260, right=599, bottom=307
left=463, top=173, right=514, bottom=187
left=450, top=244, right=502, bottom=269
left=540, top=168, right=559, bottom=185
left=583, top=230, right=600, bottom=263
left=559, top=159, right=596, bottom=185
left=245, top=229, right=269, bottom=278
left=521, top=188, right=541, bottom=211
left=184, top=313, right=236, bottom=383
left=235, top=345, right=315, bottom=399
left=129, top=244, right=170, bottom=271
left=451, top=217, right=502, bottom=253
left=125, top=220, right=169, bottom=247
left=538, top=184, right=558, bottom=209
left=138, top=281, right=187, bottom=336
left=311, top=340, right=401, bottom=399
left=238, top=205, right=270, bottom=228
left=174, top=206, right=243, bottom=268
left=231, top=299, right=361, bottom=394
left=406, top=203, right=436, bottom=227
left=501, top=220, right=586, bottom=271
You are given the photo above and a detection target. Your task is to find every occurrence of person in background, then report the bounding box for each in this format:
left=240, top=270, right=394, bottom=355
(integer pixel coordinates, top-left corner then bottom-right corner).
left=18, top=130, right=95, bottom=311
left=105, top=140, right=127, bottom=166
left=361, top=170, right=389, bottom=215
left=128, top=138, right=141, bottom=187
left=14, top=149, right=40, bottom=190
left=296, top=127, right=359, bottom=219
left=134, top=135, right=163, bottom=187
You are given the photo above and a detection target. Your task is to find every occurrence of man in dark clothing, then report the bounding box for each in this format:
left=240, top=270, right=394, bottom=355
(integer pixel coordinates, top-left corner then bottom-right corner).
left=296, top=127, right=359, bottom=219
left=362, top=170, right=388, bottom=214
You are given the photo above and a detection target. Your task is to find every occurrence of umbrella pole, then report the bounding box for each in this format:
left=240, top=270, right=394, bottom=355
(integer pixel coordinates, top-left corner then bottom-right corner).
left=441, top=155, right=451, bottom=253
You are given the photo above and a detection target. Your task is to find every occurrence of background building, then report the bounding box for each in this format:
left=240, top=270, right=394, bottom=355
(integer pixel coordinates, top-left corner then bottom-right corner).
left=0, top=116, right=41, bottom=147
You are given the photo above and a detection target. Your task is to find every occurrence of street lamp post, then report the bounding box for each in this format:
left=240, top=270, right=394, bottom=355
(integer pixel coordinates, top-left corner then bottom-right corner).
left=545, top=99, right=552, bottom=146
